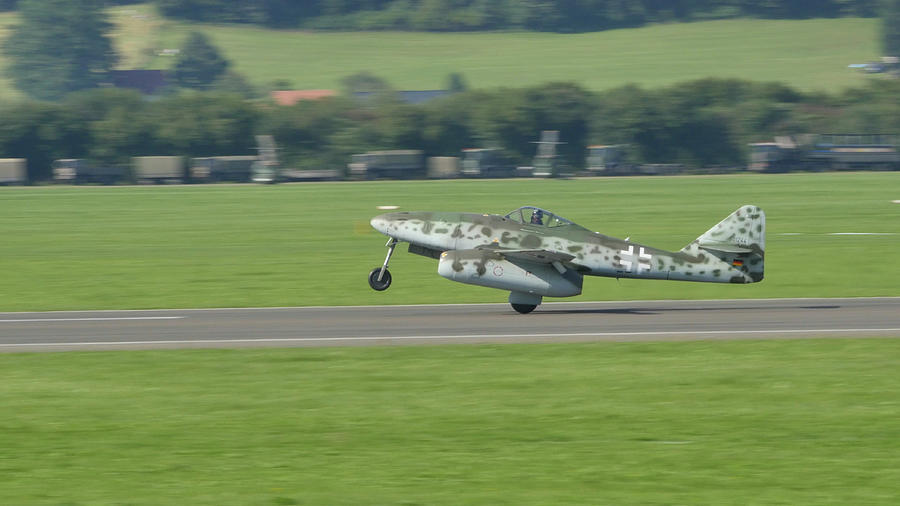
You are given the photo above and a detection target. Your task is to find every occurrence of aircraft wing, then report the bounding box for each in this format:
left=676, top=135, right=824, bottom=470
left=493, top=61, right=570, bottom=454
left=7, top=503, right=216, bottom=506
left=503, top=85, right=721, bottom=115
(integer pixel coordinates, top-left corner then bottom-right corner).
left=475, top=245, right=576, bottom=264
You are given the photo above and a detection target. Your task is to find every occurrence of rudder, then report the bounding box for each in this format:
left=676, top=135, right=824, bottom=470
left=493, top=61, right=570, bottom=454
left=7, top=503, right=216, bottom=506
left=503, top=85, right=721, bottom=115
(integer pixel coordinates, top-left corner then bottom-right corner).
left=681, top=205, right=765, bottom=283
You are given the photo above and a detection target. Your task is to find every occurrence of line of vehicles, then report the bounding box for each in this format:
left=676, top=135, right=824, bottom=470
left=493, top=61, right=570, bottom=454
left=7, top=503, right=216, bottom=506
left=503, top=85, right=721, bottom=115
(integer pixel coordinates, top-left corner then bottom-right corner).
left=1, top=132, right=898, bottom=186
left=748, top=134, right=900, bottom=172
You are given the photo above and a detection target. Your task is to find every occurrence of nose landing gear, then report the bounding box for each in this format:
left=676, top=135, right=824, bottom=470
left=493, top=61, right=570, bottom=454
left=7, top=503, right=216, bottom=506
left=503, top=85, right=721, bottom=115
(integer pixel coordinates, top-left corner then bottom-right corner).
left=368, top=238, right=398, bottom=291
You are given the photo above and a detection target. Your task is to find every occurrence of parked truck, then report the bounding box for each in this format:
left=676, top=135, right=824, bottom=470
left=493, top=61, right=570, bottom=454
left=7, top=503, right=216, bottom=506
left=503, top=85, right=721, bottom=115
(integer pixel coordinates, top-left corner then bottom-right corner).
left=0, top=158, right=26, bottom=185
left=586, top=145, right=629, bottom=174
left=348, top=150, right=425, bottom=180
left=250, top=135, right=341, bottom=183
left=133, top=156, right=185, bottom=183
left=585, top=145, right=683, bottom=176
left=461, top=148, right=516, bottom=178
left=52, top=159, right=125, bottom=184
left=749, top=134, right=900, bottom=172
left=191, top=156, right=257, bottom=183
left=426, top=156, right=460, bottom=179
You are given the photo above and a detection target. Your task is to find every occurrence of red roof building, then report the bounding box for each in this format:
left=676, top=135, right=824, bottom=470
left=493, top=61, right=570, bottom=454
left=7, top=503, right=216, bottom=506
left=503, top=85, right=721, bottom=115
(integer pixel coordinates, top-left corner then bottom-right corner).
left=270, top=89, right=338, bottom=106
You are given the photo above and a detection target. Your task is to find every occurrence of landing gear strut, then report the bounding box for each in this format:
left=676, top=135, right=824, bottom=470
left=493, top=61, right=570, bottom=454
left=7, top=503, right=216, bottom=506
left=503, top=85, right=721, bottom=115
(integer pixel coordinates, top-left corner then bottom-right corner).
left=368, top=238, right=398, bottom=291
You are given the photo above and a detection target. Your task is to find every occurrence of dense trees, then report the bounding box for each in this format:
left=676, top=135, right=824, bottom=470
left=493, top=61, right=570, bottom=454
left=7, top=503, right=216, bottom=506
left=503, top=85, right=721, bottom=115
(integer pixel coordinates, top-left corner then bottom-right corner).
left=0, top=0, right=141, bottom=9
left=153, top=0, right=880, bottom=31
left=0, top=90, right=259, bottom=180
left=883, top=0, right=900, bottom=56
left=0, top=2, right=893, bottom=183
left=172, top=32, right=230, bottom=89
left=2, top=0, right=880, bottom=22
left=3, top=0, right=118, bottom=100
left=3, top=6, right=248, bottom=100
left=0, top=0, right=884, bottom=31
left=4, top=78, right=900, bottom=181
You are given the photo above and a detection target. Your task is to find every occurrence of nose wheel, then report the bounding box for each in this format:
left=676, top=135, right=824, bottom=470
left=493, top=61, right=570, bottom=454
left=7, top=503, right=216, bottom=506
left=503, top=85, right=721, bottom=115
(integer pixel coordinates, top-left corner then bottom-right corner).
left=369, top=238, right=398, bottom=291
left=368, top=267, right=392, bottom=291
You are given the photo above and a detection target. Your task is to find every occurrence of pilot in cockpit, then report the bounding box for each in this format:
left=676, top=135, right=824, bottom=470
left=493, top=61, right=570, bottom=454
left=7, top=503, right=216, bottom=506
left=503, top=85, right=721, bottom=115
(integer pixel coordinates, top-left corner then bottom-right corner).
left=530, top=209, right=544, bottom=225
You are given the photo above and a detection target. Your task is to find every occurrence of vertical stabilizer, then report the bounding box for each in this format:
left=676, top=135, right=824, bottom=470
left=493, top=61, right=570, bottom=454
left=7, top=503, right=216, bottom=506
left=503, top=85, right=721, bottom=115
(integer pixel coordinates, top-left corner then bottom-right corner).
left=681, top=205, right=765, bottom=283
left=693, top=205, right=765, bottom=253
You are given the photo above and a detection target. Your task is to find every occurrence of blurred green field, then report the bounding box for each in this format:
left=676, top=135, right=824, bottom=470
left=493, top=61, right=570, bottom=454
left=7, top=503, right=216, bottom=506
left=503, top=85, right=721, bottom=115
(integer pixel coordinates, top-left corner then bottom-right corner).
left=152, top=16, right=879, bottom=93
left=1, top=172, right=898, bottom=312
left=0, top=10, right=22, bottom=101
left=0, top=4, right=883, bottom=101
left=2, top=339, right=898, bottom=504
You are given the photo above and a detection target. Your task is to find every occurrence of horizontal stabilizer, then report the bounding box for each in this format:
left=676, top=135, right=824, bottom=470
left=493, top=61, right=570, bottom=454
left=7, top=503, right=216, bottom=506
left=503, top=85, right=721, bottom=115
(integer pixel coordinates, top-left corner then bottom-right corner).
left=696, top=242, right=754, bottom=254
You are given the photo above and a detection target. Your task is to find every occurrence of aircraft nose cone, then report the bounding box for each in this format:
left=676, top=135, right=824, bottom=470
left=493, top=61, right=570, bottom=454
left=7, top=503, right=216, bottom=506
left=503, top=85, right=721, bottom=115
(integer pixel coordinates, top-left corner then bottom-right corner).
left=370, top=213, right=396, bottom=235
left=370, top=215, right=387, bottom=234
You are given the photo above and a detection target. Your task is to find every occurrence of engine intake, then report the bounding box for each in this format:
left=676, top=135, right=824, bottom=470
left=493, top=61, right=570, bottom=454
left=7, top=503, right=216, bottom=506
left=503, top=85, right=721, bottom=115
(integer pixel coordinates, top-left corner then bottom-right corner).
left=438, top=249, right=582, bottom=297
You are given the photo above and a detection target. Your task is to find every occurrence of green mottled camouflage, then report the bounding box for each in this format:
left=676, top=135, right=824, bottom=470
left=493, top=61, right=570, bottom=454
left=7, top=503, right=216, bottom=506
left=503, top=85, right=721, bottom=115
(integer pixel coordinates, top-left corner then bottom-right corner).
left=371, top=205, right=765, bottom=285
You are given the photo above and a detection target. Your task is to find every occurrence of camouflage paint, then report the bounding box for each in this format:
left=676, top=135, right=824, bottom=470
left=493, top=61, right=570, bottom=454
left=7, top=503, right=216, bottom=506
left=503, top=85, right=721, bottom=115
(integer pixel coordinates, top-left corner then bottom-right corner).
left=370, top=205, right=764, bottom=299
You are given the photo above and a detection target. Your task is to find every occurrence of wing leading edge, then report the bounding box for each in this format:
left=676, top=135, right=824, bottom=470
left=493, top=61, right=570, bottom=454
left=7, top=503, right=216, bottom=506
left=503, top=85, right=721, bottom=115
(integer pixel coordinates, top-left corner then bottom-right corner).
left=475, top=245, right=576, bottom=264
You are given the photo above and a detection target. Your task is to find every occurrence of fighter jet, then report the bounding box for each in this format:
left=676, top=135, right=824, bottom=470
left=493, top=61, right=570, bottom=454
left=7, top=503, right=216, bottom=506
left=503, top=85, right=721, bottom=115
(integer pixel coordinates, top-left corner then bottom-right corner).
left=369, top=205, right=765, bottom=313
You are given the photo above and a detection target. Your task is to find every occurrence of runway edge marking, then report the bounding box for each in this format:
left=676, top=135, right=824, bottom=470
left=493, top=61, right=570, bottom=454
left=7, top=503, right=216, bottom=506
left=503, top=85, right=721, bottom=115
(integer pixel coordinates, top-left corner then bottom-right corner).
left=0, top=316, right=184, bottom=323
left=2, top=296, right=899, bottom=315
left=3, top=328, right=900, bottom=349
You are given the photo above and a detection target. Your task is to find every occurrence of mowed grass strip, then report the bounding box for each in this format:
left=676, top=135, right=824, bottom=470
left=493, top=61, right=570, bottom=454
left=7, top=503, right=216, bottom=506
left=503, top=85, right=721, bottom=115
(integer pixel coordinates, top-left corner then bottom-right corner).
left=1, top=172, right=899, bottom=311
left=1, top=339, right=899, bottom=504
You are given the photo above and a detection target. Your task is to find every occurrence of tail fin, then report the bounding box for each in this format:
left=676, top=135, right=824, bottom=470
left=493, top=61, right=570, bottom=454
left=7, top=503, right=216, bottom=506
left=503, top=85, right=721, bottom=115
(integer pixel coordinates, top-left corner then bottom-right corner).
left=681, top=205, right=765, bottom=283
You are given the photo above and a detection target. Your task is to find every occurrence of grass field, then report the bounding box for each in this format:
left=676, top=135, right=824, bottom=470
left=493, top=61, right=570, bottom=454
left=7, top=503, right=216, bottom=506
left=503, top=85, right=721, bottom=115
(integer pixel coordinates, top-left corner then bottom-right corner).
left=0, top=10, right=22, bottom=101
left=2, top=339, right=899, bottom=504
left=3, top=173, right=898, bottom=504
left=0, top=4, right=883, bottom=101
left=150, top=16, right=880, bottom=93
left=151, top=15, right=880, bottom=93
left=1, top=172, right=898, bottom=312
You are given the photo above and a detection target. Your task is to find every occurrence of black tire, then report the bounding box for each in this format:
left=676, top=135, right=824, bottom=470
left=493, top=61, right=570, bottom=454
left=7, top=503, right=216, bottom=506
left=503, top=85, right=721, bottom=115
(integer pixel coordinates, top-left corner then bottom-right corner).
left=368, top=267, right=392, bottom=291
left=511, top=303, right=536, bottom=314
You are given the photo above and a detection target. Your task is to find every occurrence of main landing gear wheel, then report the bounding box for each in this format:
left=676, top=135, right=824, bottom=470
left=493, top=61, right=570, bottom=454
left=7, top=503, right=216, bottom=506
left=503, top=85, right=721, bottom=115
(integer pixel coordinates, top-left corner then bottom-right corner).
left=511, top=303, right=537, bottom=314
left=368, top=267, right=392, bottom=291
left=509, top=292, right=541, bottom=314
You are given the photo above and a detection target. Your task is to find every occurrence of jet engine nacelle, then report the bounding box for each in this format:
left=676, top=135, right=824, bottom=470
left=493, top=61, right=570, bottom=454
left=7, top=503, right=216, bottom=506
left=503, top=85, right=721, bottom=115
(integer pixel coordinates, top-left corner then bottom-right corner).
left=438, top=249, right=583, bottom=297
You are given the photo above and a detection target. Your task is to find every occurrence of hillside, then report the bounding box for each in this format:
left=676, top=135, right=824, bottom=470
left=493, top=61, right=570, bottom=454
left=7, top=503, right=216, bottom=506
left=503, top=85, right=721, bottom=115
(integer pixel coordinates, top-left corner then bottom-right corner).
left=0, top=4, right=884, bottom=101
left=0, top=11, right=19, bottom=101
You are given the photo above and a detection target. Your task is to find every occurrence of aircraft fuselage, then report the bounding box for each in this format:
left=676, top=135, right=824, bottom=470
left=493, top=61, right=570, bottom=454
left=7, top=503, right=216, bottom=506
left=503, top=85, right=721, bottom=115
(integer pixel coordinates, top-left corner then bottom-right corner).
left=370, top=210, right=763, bottom=284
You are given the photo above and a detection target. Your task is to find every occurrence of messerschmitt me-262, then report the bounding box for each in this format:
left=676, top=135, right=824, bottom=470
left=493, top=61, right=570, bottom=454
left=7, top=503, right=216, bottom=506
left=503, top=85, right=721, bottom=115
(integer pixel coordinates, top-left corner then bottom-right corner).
left=369, top=205, right=765, bottom=313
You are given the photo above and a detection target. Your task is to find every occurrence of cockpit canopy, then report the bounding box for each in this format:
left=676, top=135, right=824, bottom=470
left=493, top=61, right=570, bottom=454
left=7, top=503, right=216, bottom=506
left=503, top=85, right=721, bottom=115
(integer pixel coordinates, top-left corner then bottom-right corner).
left=504, top=206, right=577, bottom=228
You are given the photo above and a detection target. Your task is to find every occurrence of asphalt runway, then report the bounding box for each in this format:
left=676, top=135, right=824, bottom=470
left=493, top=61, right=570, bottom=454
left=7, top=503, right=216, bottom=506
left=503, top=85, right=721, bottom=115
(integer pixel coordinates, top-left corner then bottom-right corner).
left=1, top=297, right=898, bottom=352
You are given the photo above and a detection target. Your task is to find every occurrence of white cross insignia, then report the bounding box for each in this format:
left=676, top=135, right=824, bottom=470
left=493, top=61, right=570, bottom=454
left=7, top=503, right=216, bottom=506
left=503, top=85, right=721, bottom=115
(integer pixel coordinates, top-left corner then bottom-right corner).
left=618, top=245, right=652, bottom=273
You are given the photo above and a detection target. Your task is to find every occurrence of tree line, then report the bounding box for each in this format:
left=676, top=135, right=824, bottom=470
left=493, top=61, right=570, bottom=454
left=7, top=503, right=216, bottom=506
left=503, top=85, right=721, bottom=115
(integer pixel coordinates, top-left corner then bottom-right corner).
left=0, top=1, right=884, bottom=31
left=4, top=0, right=900, bottom=102
left=0, top=0, right=136, bottom=10
left=4, top=78, right=900, bottom=181
left=152, top=0, right=880, bottom=31
left=3, top=0, right=242, bottom=101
